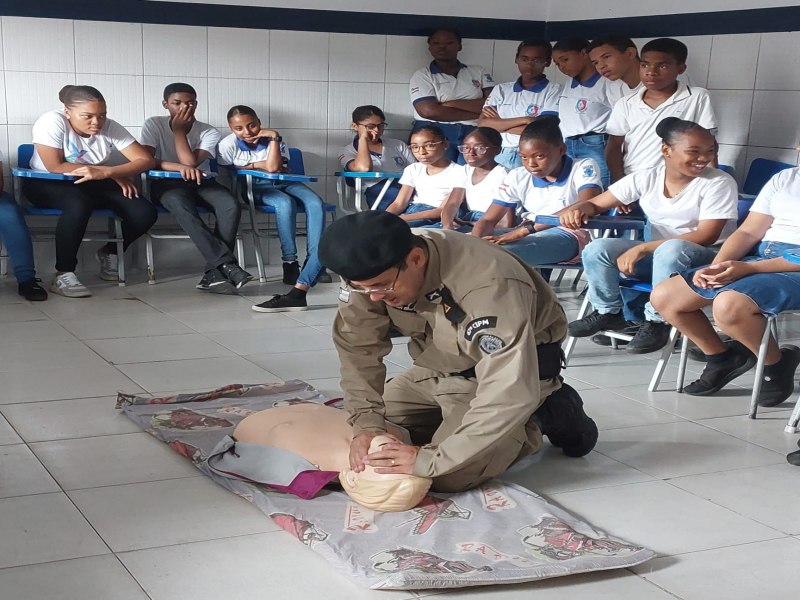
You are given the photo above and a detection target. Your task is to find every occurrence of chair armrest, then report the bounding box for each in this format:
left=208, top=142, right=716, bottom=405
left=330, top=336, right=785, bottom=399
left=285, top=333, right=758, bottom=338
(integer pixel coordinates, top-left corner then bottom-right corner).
left=237, top=169, right=317, bottom=183
left=148, top=170, right=217, bottom=179
left=783, top=248, right=800, bottom=265
left=12, top=168, right=77, bottom=181
left=334, top=171, right=402, bottom=179
left=534, top=214, right=645, bottom=231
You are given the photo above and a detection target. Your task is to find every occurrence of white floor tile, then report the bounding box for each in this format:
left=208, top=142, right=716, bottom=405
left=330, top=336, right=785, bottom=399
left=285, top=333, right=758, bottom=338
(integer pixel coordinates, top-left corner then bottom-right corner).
left=0, top=302, right=48, bottom=323
left=549, top=480, right=783, bottom=555
left=0, top=412, right=21, bottom=444
left=634, top=537, right=800, bottom=600
left=0, top=364, right=144, bottom=404
left=669, top=463, right=800, bottom=535
left=116, top=356, right=281, bottom=393
left=38, top=297, right=162, bottom=320
left=502, top=448, right=655, bottom=495
left=0, top=340, right=108, bottom=373
left=578, top=388, right=684, bottom=431
left=0, top=493, right=109, bottom=569
left=283, top=306, right=339, bottom=326
left=0, top=444, right=60, bottom=498
left=60, top=313, right=195, bottom=340
left=170, top=308, right=304, bottom=332
left=86, top=333, right=234, bottom=364
left=0, top=555, right=149, bottom=600
left=245, top=348, right=345, bottom=380
left=562, top=376, right=598, bottom=391
left=697, top=411, right=799, bottom=454
left=416, top=570, right=675, bottom=599
left=208, top=326, right=335, bottom=355
left=31, top=432, right=200, bottom=490
left=139, top=292, right=252, bottom=314
left=1, top=396, right=141, bottom=442
left=69, top=477, right=279, bottom=552
left=119, top=532, right=416, bottom=600
left=595, top=421, right=784, bottom=478
left=0, top=319, right=75, bottom=342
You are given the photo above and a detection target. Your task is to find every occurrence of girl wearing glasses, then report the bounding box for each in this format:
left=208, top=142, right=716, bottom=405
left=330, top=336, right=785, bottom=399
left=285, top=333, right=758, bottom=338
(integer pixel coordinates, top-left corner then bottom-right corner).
left=339, top=105, right=415, bottom=211
left=441, top=127, right=509, bottom=230
left=479, top=40, right=561, bottom=169
left=385, top=125, right=465, bottom=227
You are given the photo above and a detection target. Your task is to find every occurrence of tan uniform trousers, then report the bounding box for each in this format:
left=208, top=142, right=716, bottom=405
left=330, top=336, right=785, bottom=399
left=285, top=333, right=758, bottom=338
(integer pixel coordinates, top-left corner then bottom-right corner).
left=384, top=365, right=544, bottom=493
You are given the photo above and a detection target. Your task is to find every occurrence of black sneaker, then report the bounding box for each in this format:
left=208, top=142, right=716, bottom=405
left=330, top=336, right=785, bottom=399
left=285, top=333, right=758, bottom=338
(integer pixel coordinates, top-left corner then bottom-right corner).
left=590, top=321, right=640, bottom=346
left=684, top=341, right=757, bottom=396
left=18, top=278, right=48, bottom=301
left=530, top=382, right=598, bottom=457
left=626, top=321, right=672, bottom=354
left=687, top=334, right=734, bottom=362
left=283, top=261, right=300, bottom=285
left=758, top=345, right=800, bottom=407
left=252, top=293, right=308, bottom=313
left=219, top=263, right=253, bottom=289
left=315, top=269, right=333, bottom=284
left=568, top=311, right=627, bottom=338
left=196, top=269, right=235, bottom=295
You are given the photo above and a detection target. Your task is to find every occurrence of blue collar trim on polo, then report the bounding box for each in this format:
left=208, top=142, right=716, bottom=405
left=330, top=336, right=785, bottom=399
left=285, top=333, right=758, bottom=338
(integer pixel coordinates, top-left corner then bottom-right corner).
left=429, top=60, right=467, bottom=75
left=532, top=156, right=574, bottom=188
left=570, top=71, right=602, bottom=89
left=513, top=76, right=550, bottom=93
left=236, top=137, right=270, bottom=152
left=352, top=136, right=382, bottom=157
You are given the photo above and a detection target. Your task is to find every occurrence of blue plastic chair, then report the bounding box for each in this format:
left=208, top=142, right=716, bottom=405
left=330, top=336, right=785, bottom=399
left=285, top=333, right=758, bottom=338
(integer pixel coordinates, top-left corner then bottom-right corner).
left=741, top=158, right=794, bottom=198
left=12, top=144, right=128, bottom=285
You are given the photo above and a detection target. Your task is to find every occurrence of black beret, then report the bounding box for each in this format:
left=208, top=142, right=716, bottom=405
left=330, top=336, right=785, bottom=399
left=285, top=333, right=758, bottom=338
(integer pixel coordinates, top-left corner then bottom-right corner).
left=319, top=212, right=413, bottom=281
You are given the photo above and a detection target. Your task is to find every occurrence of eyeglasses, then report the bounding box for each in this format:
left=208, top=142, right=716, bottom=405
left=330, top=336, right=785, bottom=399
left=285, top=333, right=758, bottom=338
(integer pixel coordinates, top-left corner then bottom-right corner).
left=358, top=122, right=387, bottom=131
left=517, top=57, right=548, bottom=66
left=346, top=267, right=401, bottom=295
left=457, top=145, right=497, bottom=155
left=409, top=141, right=444, bottom=152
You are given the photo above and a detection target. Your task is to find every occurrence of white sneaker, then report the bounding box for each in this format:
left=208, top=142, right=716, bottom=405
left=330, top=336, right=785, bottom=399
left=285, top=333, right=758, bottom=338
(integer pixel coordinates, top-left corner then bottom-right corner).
left=96, top=248, right=119, bottom=281
left=50, top=272, right=91, bottom=298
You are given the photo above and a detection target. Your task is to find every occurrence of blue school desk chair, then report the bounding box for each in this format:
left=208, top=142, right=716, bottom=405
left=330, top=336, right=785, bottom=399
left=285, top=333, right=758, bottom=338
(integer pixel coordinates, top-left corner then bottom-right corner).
left=741, top=158, right=794, bottom=199
left=12, top=144, right=128, bottom=285
left=142, top=158, right=245, bottom=284
left=334, top=171, right=402, bottom=212
left=231, top=148, right=335, bottom=283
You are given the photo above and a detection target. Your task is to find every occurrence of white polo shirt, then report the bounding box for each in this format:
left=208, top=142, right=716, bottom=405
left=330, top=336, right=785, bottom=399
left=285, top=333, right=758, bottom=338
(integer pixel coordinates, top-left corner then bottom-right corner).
left=609, top=165, right=738, bottom=241
left=483, top=77, right=561, bottom=148
left=465, top=164, right=508, bottom=212
left=605, top=79, right=644, bottom=107
left=338, top=137, right=415, bottom=189
left=410, top=61, right=494, bottom=126
left=217, top=132, right=290, bottom=168
left=398, top=161, right=465, bottom=208
left=750, top=167, right=800, bottom=245
left=30, top=110, right=136, bottom=171
left=606, top=83, right=717, bottom=175
left=140, top=116, right=220, bottom=172
left=558, top=72, right=624, bottom=139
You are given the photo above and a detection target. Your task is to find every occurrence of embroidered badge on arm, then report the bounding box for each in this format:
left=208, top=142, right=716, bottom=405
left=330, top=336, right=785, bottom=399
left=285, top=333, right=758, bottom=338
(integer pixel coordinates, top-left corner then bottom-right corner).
left=464, top=316, right=498, bottom=341
left=478, top=334, right=505, bottom=354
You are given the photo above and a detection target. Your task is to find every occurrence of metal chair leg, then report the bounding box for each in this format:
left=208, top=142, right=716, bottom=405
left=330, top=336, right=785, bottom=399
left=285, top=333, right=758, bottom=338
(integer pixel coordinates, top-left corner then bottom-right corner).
left=114, top=218, right=125, bottom=286
left=785, top=393, right=800, bottom=433
left=648, top=327, right=679, bottom=392
left=676, top=334, right=690, bottom=393
left=563, top=293, right=592, bottom=365
left=749, top=315, right=776, bottom=419
left=235, top=235, right=245, bottom=268
left=145, top=235, right=155, bottom=284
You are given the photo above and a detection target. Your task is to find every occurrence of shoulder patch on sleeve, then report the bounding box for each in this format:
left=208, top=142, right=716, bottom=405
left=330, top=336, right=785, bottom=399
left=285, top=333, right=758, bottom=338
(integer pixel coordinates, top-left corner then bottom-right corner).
left=464, top=316, right=498, bottom=341
left=478, top=334, right=505, bottom=354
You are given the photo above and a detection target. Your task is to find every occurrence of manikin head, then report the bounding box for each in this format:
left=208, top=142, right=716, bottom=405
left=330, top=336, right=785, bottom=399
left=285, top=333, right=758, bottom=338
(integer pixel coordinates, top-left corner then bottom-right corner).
left=339, top=435, right=432, bottom=511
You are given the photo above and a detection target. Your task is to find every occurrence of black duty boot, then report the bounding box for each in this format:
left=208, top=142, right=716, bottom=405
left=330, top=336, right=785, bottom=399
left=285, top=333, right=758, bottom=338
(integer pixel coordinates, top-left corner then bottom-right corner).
left=530, top=383, right=598, bottom=457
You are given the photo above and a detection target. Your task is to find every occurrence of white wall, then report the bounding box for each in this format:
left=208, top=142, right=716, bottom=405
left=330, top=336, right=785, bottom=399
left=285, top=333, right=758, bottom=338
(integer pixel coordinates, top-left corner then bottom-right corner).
left=547, top=0, right=798, bottom=20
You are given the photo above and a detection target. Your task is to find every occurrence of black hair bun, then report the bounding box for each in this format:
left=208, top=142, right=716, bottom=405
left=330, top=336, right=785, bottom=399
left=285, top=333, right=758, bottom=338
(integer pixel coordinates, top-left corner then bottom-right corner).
left=656, top=116, right=682, bottom=139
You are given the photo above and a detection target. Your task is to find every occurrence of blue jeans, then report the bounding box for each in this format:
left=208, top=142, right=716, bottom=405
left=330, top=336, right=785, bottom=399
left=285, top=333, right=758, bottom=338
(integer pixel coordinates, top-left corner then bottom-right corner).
left=412, top=120, right=475, bottom=164
left=365, top=180, right=401, bottom=211
left=403, top=202, right=441, bottom=228
left=565, top=134, right=610, bottom=190
left=498, top=227, right=580, bottom=265
left=496, top=148, right=522, bottom=169
left=252, top=181, right=325, bottom=287
left=583, top=238, right=717, bottom=323
left=0, top=193, right=36, bottom=283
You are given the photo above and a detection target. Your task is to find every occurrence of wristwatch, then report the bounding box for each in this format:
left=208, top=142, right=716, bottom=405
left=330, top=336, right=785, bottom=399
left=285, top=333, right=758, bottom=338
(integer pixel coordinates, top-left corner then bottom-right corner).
left=522, top=220, right=536, bottom=234
left=265, top=135, right=283, bottom=143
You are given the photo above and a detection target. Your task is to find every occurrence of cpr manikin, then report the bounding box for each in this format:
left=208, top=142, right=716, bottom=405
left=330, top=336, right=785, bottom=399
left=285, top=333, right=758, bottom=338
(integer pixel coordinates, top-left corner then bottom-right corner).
left=232, top=404, right=431, bottom=512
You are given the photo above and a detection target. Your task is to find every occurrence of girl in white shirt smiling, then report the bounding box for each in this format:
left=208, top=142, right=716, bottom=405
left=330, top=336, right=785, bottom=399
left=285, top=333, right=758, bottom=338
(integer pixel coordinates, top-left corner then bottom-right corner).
left=386, top=125, right=465, bottom=227
left=563, top=117, right=738, bottom=355
left=25, top=85, right=156, bottom=298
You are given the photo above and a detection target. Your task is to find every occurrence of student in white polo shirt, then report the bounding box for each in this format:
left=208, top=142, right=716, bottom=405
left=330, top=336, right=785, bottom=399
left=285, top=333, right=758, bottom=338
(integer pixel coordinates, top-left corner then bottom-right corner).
left=564, top=118, right=737, bottom=355
left=339, top=105, right=415, bottom=211
left=587, top=35, right=643, bottom=106
left=478, top=39, right=560, bottom=170
left=410, top=27, right=494, bottom=164
left=652, top=164, right=800, bottom=405
left=553, top=37, right=618, bottom=189
left=605, top=38, right=717, bottom=183
left=472, top=116, right=602, bottom=273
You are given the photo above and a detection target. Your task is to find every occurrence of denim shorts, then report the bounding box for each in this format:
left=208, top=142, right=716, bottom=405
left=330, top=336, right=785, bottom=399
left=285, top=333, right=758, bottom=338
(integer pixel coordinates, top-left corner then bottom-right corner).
left=683, top=241, right=800, bottom=316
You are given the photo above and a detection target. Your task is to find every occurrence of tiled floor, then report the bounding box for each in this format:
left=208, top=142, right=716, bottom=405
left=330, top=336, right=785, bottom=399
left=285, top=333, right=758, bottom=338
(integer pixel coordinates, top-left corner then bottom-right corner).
left=1, top=268, right=798, bottom=600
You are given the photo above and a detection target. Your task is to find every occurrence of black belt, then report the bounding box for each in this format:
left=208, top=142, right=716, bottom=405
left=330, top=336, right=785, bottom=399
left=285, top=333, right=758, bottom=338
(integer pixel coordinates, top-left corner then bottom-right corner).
left=454, top=342, right=564, bottom=380
left=566, top=132, right=609, bottom=140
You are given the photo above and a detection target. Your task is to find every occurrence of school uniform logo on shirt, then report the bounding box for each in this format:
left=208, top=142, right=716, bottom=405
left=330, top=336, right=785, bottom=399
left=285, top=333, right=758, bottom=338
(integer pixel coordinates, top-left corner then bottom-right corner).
left=525, top=104, right=541, bottom=117
left=411, top=86, right=420, bottom=94
left=583, top=165, right=595, bottom=178
left=471, top=79, right=481, bottom=88
left=575, top=99, right=588, bottom=113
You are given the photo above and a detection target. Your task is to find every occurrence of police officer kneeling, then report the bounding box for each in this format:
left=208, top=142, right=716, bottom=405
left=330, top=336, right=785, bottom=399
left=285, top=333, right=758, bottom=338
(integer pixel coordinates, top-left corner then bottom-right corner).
left=319, top=211, right=598, bottom=493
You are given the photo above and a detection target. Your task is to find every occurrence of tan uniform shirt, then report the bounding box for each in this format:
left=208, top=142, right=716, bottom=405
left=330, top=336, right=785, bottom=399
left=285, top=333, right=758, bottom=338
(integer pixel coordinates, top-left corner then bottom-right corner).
left=332, top=229, right=567, bottom=478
